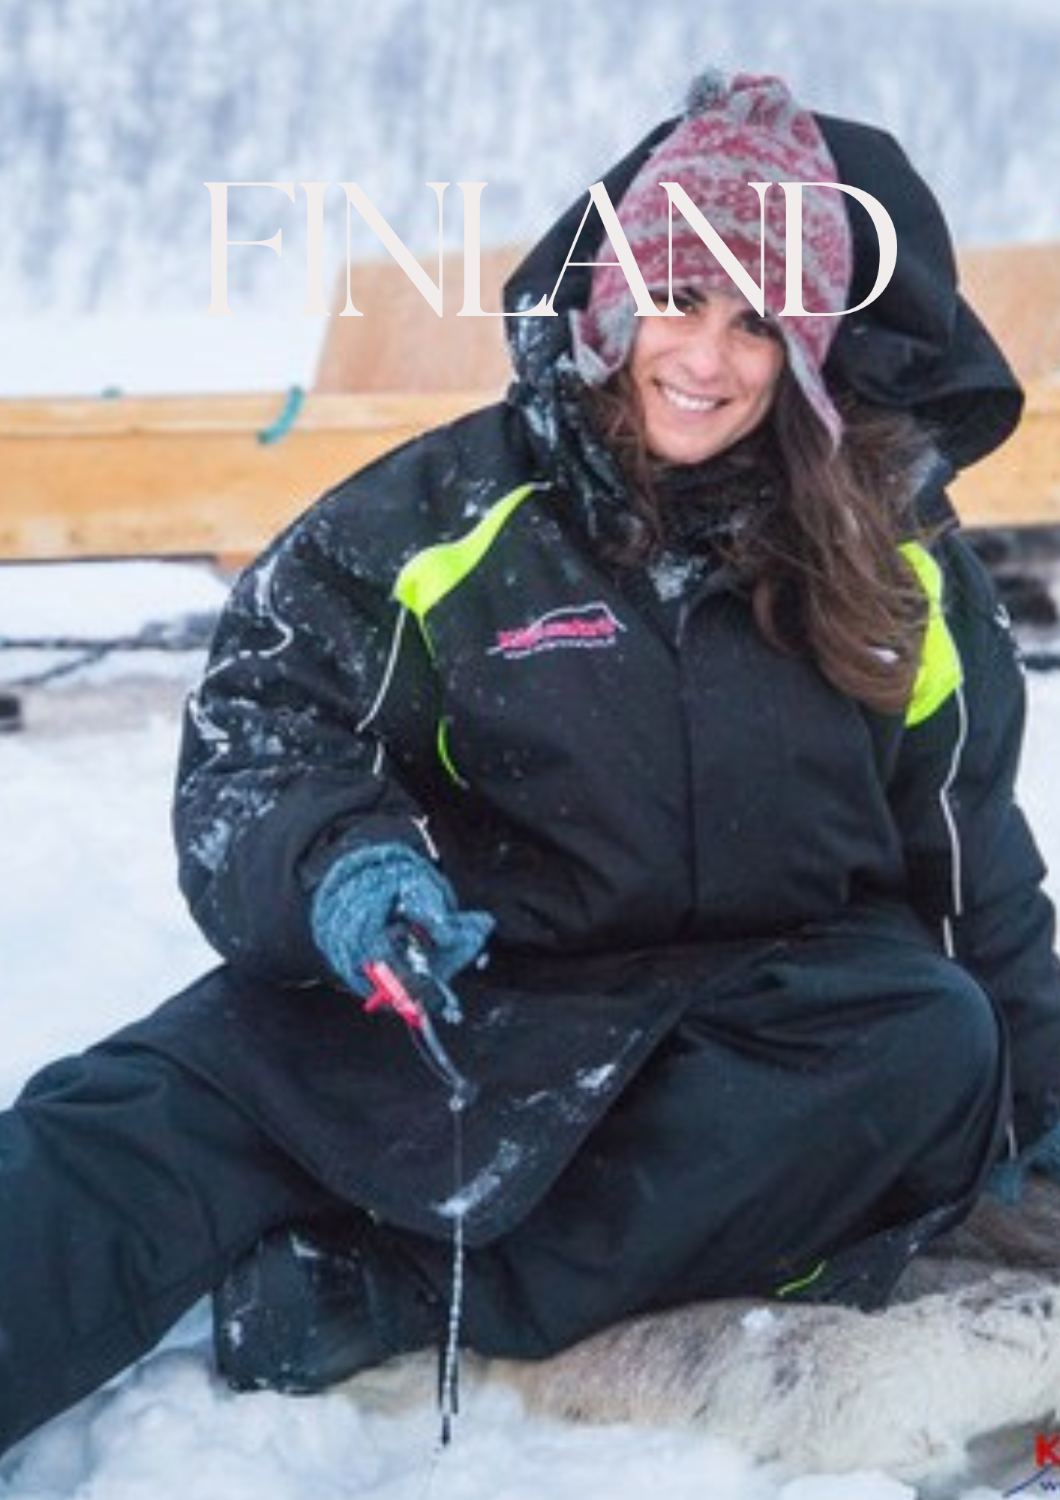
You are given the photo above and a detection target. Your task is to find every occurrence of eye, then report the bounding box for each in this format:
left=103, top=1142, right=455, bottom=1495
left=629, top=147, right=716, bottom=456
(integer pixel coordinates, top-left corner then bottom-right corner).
left=739, top=308, right=779, bottom=339
left=649, top=287, right=702, bottom=314
left=671, top=288, right=703, bottom=315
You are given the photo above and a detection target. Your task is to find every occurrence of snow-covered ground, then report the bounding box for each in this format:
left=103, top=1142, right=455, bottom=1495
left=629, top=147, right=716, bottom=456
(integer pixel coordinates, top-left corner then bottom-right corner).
left=1, top=561, right=1059, bottom=1500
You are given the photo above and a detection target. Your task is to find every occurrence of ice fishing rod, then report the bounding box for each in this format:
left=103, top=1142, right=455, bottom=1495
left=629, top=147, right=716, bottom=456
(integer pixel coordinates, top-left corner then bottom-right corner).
left=359, top=923, right=476, bottom=1449
left=359, top=926, right=477, bottom=1109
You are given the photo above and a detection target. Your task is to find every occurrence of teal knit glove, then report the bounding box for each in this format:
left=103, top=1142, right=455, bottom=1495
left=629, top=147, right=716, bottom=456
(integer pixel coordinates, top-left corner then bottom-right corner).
left=311, top=844, right=494, bottom=1003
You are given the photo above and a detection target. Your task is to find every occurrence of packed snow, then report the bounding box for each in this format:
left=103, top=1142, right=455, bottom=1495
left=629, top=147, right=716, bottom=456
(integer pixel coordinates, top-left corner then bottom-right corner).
left=1, top=560, right=1059, bottom=1499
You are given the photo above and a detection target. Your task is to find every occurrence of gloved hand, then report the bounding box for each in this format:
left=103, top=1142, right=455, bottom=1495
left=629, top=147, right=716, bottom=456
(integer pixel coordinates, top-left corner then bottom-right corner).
left=985, top=1120, right=1060, bottom=1206
left=310, top=843, right=494, bottom=1008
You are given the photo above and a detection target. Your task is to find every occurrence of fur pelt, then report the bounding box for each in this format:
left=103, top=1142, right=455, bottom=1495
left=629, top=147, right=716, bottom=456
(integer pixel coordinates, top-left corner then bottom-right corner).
left=343, top=1182, right=1060, bottom=1487
left=484, top=1180, right=1060, bottom=1486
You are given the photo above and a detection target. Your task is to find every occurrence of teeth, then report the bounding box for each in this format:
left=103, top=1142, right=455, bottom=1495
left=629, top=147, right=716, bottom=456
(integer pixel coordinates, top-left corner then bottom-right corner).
left=658, top=383, right=721, bottom=413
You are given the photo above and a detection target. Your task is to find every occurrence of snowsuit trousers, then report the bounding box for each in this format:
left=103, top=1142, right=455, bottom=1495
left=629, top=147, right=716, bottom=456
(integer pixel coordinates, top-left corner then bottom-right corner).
left=0, top=915, right=1007, bottom=1460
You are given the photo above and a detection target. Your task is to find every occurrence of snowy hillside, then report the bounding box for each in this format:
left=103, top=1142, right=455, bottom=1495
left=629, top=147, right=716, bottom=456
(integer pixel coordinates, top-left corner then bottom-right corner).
left=1, top=0, right=1059, bottom=394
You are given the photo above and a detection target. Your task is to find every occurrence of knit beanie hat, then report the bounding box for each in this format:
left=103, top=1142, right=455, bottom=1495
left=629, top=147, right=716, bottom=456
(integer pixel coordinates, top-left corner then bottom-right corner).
left=572, top=71, right=854, bottom=447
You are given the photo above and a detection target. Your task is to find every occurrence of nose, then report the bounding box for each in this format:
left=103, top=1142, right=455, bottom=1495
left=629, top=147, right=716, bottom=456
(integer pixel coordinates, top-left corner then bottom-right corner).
left=676, top=307, right=730, bottom=380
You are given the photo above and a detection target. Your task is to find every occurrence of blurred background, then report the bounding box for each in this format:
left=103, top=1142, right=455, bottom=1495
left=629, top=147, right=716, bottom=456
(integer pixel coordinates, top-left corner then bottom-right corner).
left=1, top=0, right=1059, bottom=397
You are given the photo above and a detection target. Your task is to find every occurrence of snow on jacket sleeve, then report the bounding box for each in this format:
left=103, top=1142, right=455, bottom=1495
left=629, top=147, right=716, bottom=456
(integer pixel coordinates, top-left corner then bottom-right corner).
left=890, top=531, right=1060, bottom=1147
left=173, top=494, right=437, bottom=985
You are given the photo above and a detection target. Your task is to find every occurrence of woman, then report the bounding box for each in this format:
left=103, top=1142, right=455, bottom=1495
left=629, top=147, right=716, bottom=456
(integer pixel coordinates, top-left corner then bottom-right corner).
left=2, top=71, right=1058, bottom=1455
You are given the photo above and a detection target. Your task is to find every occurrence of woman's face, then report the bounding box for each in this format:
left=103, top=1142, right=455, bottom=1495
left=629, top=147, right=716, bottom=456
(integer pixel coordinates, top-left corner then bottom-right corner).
left=627, top=288, right=785, bottom=466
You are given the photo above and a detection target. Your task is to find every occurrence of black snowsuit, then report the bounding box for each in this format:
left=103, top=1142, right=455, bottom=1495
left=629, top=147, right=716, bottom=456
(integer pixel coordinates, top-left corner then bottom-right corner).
left=2, top=112, right=1059, bottom=1459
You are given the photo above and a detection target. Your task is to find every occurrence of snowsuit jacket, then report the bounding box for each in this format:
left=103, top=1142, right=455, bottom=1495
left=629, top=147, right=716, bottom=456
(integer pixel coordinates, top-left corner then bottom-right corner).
left=153, top=110, right=1060, bottom=1249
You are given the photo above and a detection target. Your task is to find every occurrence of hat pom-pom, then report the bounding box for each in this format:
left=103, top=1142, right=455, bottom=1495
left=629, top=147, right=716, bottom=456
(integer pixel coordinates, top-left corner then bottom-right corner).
left=685, top=68, right=729, bottom=117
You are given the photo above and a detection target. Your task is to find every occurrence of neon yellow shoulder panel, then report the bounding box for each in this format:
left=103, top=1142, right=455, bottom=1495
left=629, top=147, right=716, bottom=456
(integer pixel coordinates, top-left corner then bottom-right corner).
left=393, top=496, right=959, bottom=732
left=394, top=483, right=539, bottom=622
left=900, top=541, right=964, bottom=727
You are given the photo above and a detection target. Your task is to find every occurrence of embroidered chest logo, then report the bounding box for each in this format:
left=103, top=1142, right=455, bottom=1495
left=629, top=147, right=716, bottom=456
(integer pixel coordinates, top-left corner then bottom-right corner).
left=488, top=602, right=626, bottom=660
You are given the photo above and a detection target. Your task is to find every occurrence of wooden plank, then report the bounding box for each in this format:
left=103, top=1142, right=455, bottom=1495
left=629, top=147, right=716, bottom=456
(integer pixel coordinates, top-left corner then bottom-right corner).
left=0, top=383, right=1058, bottom=563
left=0, top=392, right=490, bottom=559
left=313, top=246, right=522, bottom=395
left=0, top=391, right=485, bottom=438
left=958, top=242, right=1060, bottom=385
left=950, top=381, right=1060, bottom=527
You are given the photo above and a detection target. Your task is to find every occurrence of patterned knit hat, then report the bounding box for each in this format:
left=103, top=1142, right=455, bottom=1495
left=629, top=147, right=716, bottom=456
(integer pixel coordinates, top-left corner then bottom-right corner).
left=572, top=71, right=854, bottom=447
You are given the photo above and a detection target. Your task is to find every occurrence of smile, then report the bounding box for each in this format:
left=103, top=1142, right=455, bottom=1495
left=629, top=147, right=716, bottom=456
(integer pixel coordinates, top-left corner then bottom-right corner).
left=656, top=382, right=724, bottom=414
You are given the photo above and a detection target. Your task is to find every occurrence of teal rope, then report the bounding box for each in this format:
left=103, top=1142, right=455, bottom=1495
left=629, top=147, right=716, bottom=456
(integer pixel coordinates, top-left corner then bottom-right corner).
left=257, top=385, right=305, bottom=445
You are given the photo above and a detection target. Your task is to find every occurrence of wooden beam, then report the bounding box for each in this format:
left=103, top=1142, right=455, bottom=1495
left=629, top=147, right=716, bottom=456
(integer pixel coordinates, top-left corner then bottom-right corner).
left=0, top=392, right=489, bottom=560
left=949, top=381, right=1060, bottom=527
left=957, top=241, right=1060, bottom=386
left=0, top=383, right=1058, bottom=564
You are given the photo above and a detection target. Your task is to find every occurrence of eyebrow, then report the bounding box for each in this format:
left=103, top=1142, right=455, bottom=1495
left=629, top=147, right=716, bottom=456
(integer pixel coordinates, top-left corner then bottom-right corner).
left=650, top=286, right=704, bottom=303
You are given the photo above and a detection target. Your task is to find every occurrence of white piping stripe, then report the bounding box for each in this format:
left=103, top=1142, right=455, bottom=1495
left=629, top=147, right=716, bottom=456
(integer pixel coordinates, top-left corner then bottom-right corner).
left=940, top=915, right=956, bottom=961
left=938, top=680, right=969, bottom=944
left=356, top=606, right=408, bottom=734
left=351, top=604, right=441, bottom=860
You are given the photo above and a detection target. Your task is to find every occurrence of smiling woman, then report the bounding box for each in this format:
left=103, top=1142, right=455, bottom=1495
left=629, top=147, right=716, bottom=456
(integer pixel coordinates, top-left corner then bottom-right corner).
left=1, top=67, right=1058, bottom=1463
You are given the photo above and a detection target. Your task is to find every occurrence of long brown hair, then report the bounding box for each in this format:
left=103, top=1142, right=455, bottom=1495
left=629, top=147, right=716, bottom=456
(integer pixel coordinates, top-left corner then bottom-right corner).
left=587, top=366, right=935, bottom=716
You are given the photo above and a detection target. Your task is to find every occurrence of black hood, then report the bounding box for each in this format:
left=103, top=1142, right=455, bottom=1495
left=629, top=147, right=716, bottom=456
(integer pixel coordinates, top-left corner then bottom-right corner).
left=503, top=111, right=1022, bottom=474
